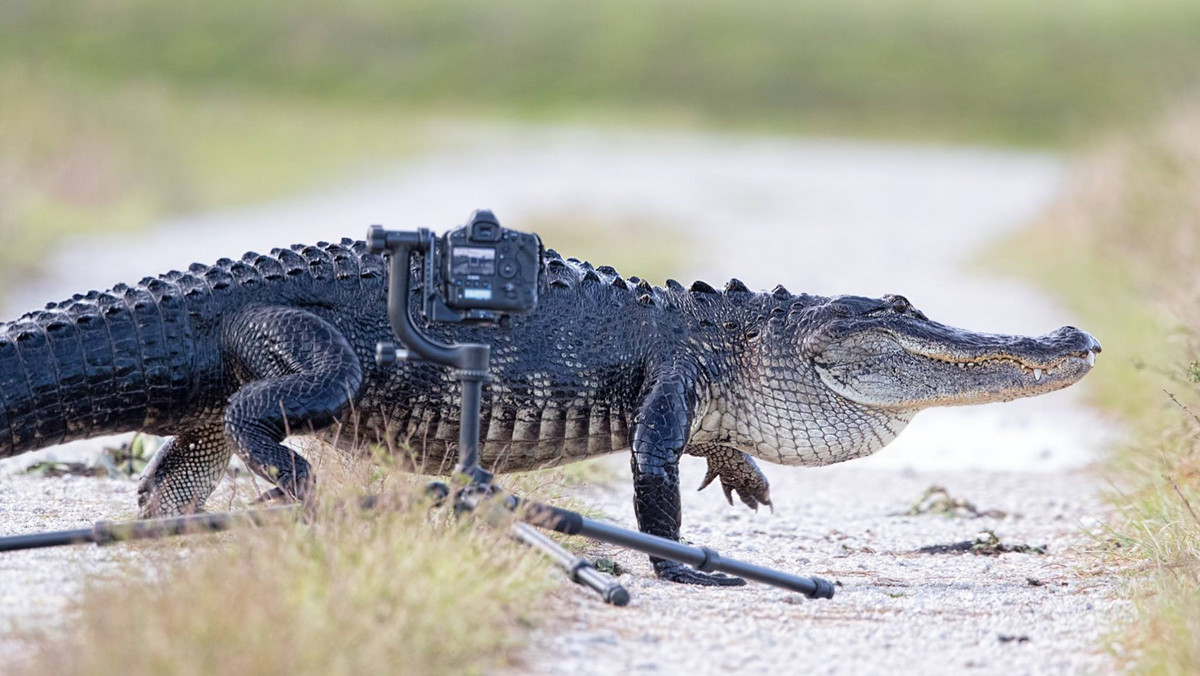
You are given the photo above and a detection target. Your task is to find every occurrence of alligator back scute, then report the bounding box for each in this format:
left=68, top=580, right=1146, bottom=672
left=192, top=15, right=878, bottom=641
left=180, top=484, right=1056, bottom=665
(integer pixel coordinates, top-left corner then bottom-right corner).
left=41, top=309, right=93, bottom=437
left=64, top=301, right=118, bottom=440
left=8, top=319, right=69, bottom=448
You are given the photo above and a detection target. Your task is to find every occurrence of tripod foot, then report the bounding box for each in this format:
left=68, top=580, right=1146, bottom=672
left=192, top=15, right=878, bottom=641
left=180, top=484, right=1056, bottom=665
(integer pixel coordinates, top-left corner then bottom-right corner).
left=655, top=560, right=746, bottom=587
left=810, top=576, right=836, bottom=599
left=604, top=584, right=631, bottom=606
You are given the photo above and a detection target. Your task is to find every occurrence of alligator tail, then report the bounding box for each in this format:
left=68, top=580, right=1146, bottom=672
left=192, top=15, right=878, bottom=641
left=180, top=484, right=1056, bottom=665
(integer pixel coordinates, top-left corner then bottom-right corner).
left=0, top=285, right=196, bottom=458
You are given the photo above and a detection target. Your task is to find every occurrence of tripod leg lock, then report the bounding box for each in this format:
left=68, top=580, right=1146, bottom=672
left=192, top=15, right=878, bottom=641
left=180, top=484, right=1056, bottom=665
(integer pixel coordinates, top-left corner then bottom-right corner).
left=568, top=559, right=594, bottom=581
left=518, top=499, right=585, bottom=536
left=696, top=546, right=722, bottom=573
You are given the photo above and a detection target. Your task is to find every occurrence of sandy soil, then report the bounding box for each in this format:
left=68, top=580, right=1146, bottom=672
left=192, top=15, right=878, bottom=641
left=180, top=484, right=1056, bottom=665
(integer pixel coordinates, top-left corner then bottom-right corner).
left=517, top=462, right=1125, bottom=676
left=0, top=126, right=1126, bottom=674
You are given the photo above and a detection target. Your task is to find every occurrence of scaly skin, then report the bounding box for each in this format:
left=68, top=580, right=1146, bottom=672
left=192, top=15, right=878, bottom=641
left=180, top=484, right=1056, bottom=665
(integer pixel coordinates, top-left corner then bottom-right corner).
left=0, top=240, right=1101, bottom=585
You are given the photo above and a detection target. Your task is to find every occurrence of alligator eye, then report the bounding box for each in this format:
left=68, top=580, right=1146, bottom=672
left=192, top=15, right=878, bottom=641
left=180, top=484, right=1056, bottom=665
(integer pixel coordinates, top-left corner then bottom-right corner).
left=886, top=295, right=912, bottom=314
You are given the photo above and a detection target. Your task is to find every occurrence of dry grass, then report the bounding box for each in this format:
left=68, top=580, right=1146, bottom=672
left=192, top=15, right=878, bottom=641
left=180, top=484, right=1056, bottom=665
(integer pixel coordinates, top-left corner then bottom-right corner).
left=993, top=100, right=1200, bottom=674
left=7, top=445, right=621, bottom=676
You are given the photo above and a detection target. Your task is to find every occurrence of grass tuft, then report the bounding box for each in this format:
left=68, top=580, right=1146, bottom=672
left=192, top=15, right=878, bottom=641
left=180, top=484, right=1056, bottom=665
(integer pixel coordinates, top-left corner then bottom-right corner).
left=11, top=450, right=572, bottom=676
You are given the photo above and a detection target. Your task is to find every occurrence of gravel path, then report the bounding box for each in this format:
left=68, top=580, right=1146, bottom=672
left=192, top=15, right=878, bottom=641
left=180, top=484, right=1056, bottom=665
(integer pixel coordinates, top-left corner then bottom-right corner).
left=520, top=464, right=1124, bottom=676
left=0, top=476, right=139, bottom=660
left=0, top=126, right=1126, bottom=674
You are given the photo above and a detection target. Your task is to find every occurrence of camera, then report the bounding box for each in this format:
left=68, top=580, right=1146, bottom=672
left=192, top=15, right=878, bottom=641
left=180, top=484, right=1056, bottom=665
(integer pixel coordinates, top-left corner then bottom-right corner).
left=367, top=209, right=540, bottom=325
left=365, top=209, right=541, bottom=325
left=432, top=209, right=541, bottom=322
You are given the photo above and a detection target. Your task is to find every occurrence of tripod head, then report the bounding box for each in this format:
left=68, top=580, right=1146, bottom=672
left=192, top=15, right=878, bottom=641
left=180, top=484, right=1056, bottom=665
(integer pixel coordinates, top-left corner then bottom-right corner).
left=366, top=209, right=541, bottom=485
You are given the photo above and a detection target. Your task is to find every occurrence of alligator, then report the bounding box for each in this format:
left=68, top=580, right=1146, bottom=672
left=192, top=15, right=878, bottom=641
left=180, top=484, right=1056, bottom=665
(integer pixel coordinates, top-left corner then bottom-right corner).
left=0, top=239, right=1100, bottom=585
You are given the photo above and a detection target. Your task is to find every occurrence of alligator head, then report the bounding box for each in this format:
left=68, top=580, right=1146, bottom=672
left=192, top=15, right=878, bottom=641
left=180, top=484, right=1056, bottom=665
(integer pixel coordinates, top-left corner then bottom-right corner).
left=803, top=294, right=1101, bottom=410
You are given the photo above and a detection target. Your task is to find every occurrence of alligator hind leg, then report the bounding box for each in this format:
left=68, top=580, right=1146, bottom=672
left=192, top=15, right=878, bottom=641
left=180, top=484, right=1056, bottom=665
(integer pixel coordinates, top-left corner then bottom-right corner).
left=221, top=306, right=364, bottom=505
left=137, top=425, right=234, bottom=517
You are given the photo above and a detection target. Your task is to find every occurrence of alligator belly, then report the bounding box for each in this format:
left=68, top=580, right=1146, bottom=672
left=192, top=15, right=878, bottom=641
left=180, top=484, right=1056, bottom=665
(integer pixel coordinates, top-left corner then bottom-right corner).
left=335, top=403, right=631, bottom=475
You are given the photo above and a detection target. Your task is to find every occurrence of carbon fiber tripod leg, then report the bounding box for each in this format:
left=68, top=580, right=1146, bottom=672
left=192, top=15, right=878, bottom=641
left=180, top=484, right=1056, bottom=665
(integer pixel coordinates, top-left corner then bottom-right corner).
left=511, top=522, right=630, bottom=606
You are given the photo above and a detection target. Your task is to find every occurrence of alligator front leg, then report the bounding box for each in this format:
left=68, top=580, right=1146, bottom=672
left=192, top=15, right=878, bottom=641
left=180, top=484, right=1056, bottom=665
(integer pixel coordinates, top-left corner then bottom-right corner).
left=688, top=443, right=772, bottom=512
left=222, top=306, right=364, bottom=505
left=632, top=373, right=746, bottom=587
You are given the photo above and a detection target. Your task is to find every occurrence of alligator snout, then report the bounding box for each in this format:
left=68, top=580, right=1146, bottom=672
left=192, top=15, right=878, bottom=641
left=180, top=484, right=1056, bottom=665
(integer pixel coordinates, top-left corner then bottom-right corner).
left=1046, top=326, right=1102, bottom=362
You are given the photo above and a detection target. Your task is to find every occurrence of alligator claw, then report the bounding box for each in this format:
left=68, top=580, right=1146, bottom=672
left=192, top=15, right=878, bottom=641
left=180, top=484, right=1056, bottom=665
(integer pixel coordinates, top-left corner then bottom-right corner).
left=719, top=482, right=773, bottom=513
left=654, top=560, right=747, bottom=587
left=691, top=445, right=773, bottom=513
left=741, top=485, right=773, bottom=513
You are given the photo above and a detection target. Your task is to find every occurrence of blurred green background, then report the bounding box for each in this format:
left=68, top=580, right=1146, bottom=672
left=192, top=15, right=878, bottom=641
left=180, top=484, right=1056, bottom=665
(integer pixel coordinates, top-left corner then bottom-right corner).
left=8, top=0, right=1200, bottom=144
left=3, top=0, right=1200, bottom=293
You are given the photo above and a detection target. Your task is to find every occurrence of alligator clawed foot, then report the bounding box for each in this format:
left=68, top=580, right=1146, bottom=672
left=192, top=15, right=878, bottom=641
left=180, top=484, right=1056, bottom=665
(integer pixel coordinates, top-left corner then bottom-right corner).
left=696, top=454, right=773, bottom=513
left=654, top=560, right=747, bottom=587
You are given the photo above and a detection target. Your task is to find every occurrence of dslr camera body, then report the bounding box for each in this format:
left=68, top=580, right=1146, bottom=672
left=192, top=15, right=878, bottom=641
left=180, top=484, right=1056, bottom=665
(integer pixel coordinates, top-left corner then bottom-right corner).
left=405, top=209, right=542, bottom=325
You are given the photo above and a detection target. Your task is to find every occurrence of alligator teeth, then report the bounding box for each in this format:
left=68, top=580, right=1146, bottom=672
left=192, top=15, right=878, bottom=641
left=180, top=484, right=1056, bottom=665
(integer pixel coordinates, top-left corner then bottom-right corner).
left=1033, top=368, right=1043, bottom=381
left=1087, top=352, right=1096, bottom=366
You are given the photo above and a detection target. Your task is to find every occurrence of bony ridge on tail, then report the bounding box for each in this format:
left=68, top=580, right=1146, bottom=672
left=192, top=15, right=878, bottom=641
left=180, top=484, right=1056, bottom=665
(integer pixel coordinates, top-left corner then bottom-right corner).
left=0, top=241, right=1099, bottom=586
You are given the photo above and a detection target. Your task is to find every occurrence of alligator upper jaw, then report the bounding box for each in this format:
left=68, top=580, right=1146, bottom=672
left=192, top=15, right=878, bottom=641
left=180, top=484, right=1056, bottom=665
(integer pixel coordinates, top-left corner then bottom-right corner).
left=891, top=324, right=1102, bottom=406
left=894, top=324, right=1102, bottom=377
left=813, top=324, right=1102, bottom=410
left=899, top=335, right=1100, bottom=383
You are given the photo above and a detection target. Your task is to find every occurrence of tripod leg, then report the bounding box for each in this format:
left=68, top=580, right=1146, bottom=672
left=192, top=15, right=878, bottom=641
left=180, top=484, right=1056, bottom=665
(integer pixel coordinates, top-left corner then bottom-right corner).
left=511, top=522, right=630, bottom=606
